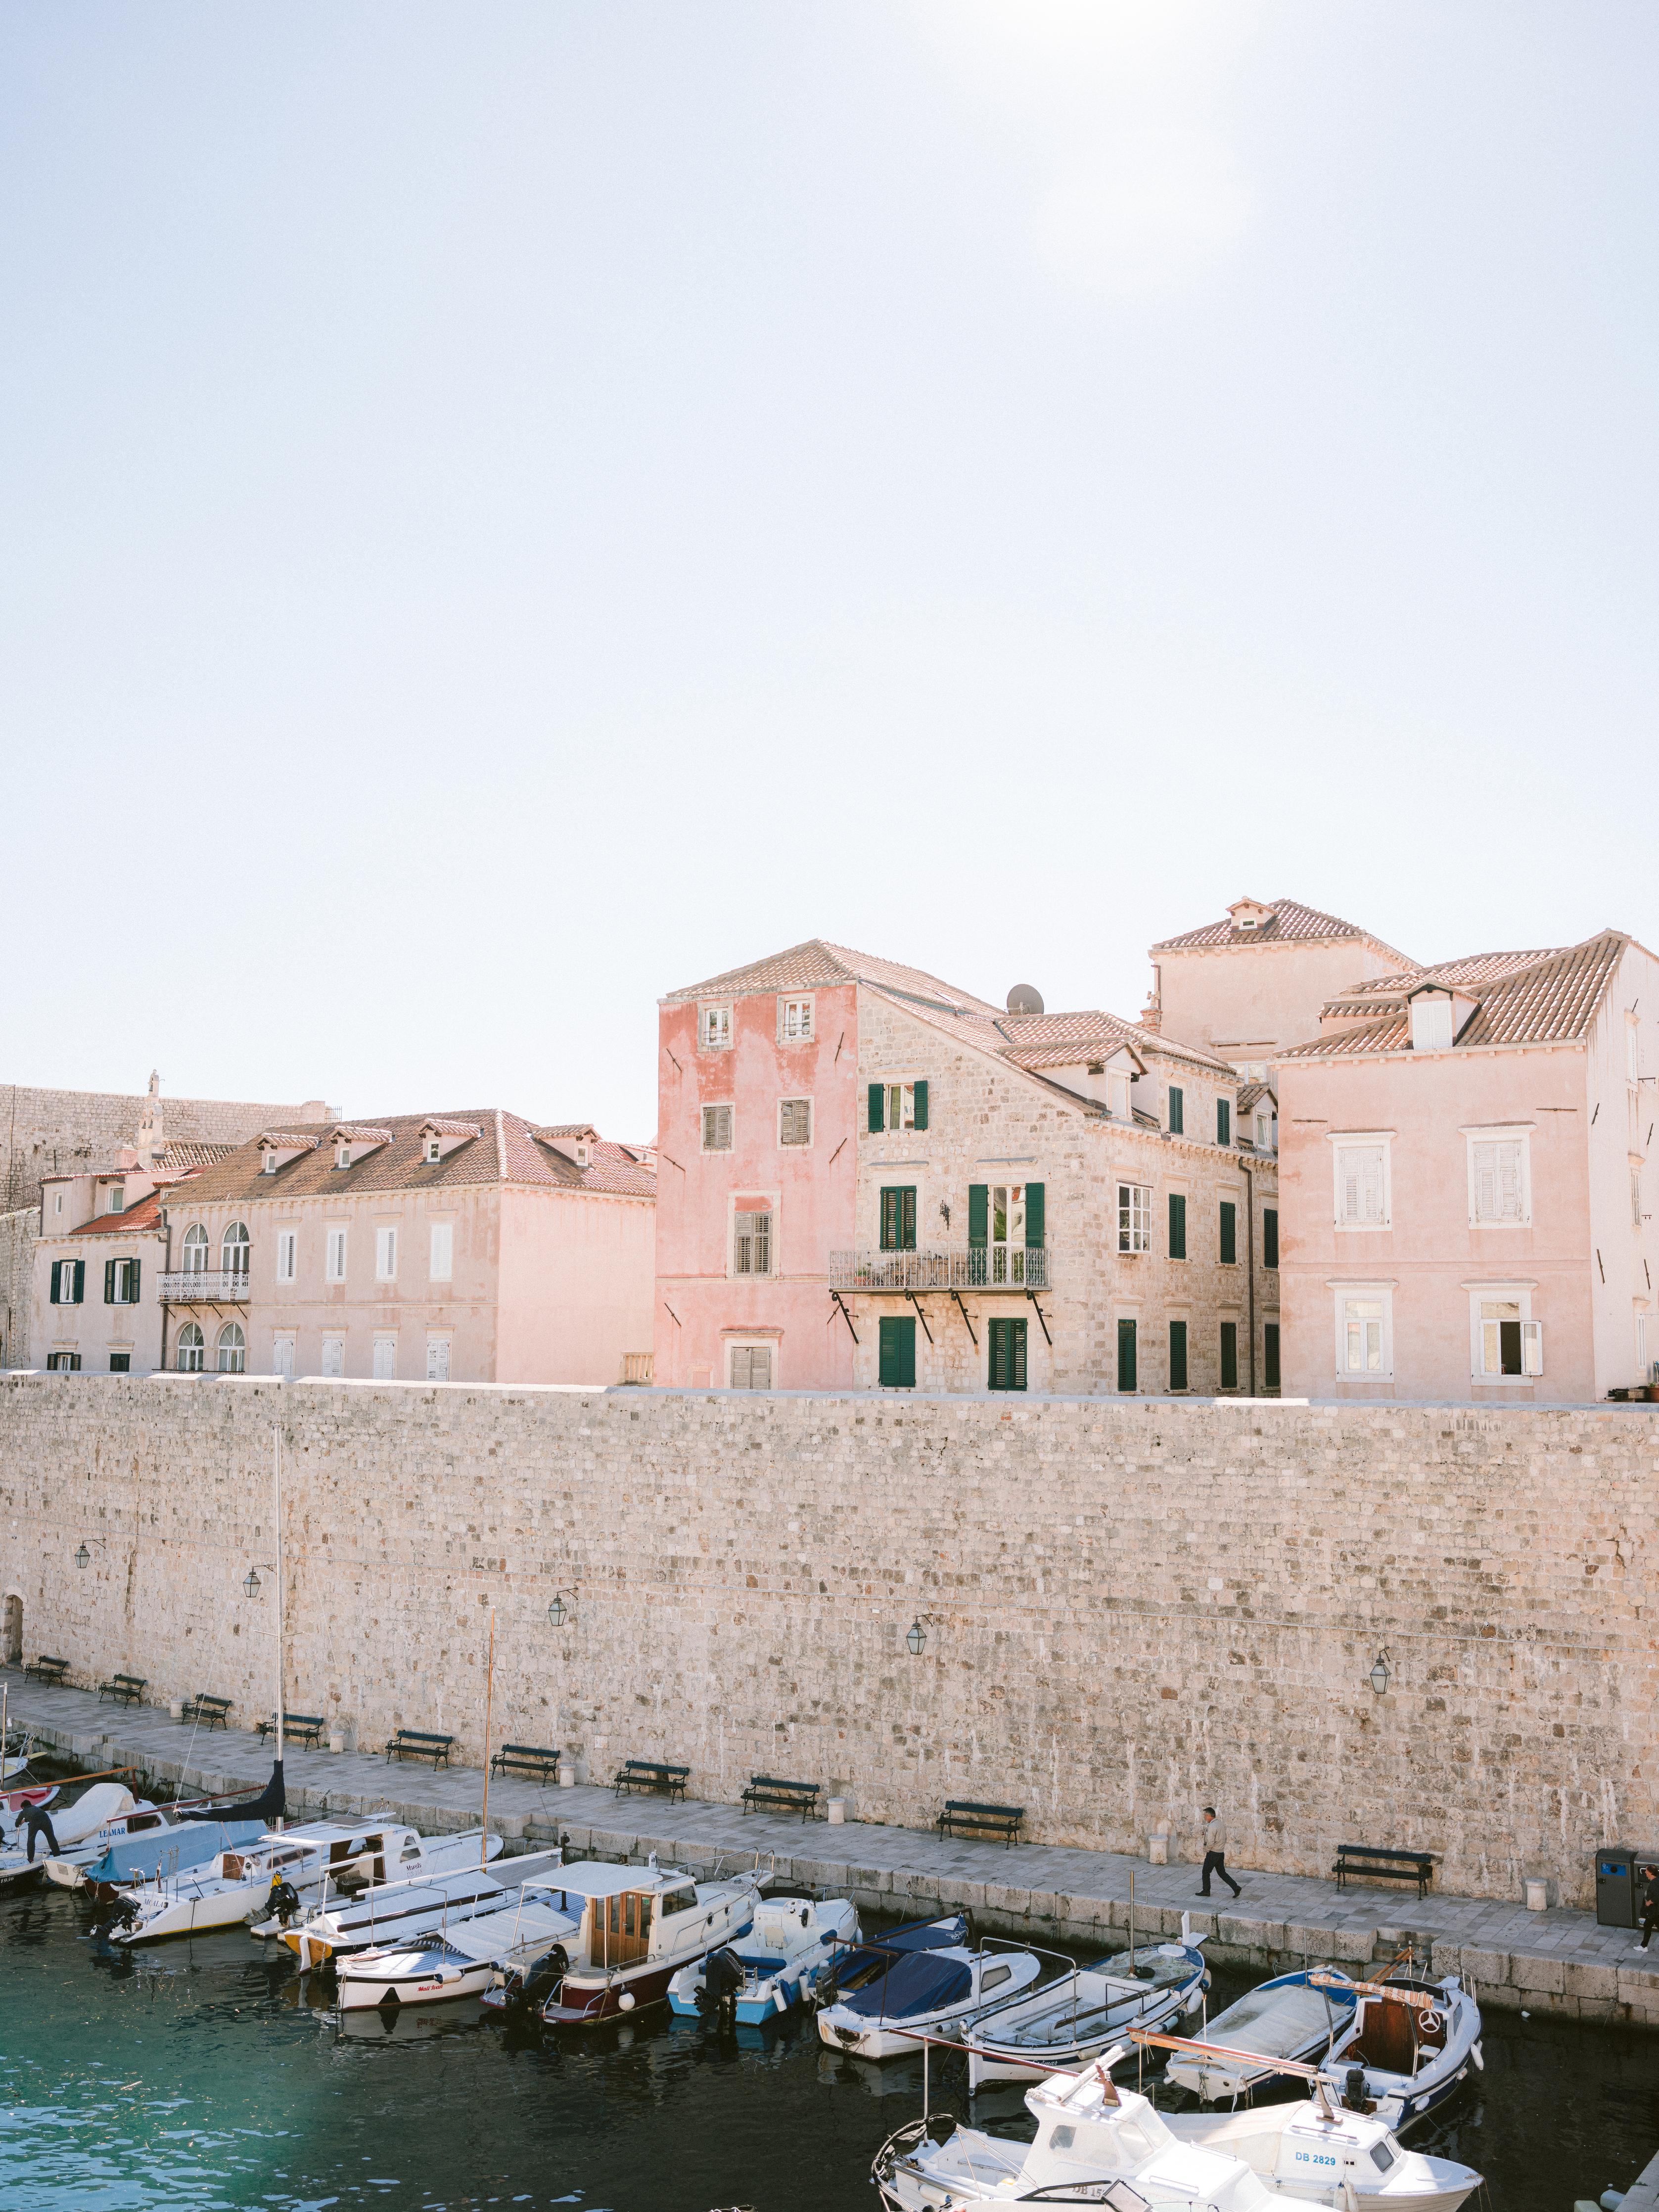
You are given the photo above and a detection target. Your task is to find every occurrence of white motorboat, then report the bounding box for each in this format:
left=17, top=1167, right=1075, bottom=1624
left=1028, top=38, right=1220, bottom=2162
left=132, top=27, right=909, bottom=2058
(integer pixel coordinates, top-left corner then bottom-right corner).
left=874, top=2059, right=1481, bottom=2211
left=338, top=1886, right=583, bottom=2009
left=1305, top=1969, right=1483, bottom=2130
left=1165, top=1968, right=1360, bottom=2103
left=816, top=1920, right=1043, bottom=2063
left=266, top=1846, right=563, bottom=1964
left=481, top=1856, right=763, bottom=2027
left=963, top=1934, right=1210, bottom=2090
left=108, top=1820, right=502, bottom=1944
left=49, top=1816, right=267, bottom=1896
left=667, top=1893, right=861, bottom=2023
left=0, top=1785, right=164, bottom=1892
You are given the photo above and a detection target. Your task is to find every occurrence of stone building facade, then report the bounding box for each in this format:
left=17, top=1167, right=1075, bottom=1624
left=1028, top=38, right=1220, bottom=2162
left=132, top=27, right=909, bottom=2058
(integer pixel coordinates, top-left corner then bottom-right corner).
left=0, top=1207, right=37, bottom=1371
left=3, top=1374, right=1653, bottom=1905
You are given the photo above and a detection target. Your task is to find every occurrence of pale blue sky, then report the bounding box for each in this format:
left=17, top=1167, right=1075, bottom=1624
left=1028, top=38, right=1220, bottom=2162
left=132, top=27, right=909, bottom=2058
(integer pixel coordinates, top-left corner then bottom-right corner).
left=4, top=4, right=1655, bottom=1136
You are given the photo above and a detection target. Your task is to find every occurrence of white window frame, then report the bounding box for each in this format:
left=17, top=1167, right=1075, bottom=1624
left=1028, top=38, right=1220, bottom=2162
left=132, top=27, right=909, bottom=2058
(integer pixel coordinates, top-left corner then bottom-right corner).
left=276, top=1230, right=297, bottom=1284
left=53, top=1190, right=63, bottom=1217
left=1468, top=1286, right=1542, bottom=1382
left=1462, top=1123, right=1532, bottom=1227
left=1332, top=1284, right=1393, bottom=1380
left=727, top=1339, right=776, bottom=1389
left=216, top=1320, right=246, bottom=1375
left=176, top=1322, right=204, bottom=1372
left=375, top=1225, right=398, bottom=1282
left=105, top=1183, right=124, bottom=1215
left=182, top=1223, right=209, bottom=1273
left=110, top=1257, right=138, bottom=1304
left=778, top=995, right=814, bottom=1043
left=429, top=1221, right=454, bottom=1282
left=701, top=1103, right=734, bottom=1152
left=778, top=1097, right=813, bottom=1148
left=883, top=1082, right=921, bottom=1132
left=699, top=1004, right=732, bottom=1052
left=1410, top=995, right=1455, bottom=1052
left=1329, top=1131, right=1392, bottom=1231
left=261, top=1149, right=277, bottom=1175
left=222, top=1221, right=250, bottom=1278
left=325, top=1227, right=348, bottom=1283
left=1117, top=1183, right=1152, bottom=1255
left=424, top=1135, right=441, bottom=1164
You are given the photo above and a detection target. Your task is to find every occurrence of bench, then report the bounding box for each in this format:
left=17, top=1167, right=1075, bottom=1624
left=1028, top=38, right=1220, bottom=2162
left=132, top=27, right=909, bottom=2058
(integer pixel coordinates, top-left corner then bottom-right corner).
left=98, top=1672, right=147, bottom=1706
left=613, top=1758, right=690, bottom=1801
left=23, top=1656, right=69, bottom=1687
left=181, top=1693, right=233, bottom=1730
left=257, top=1712, right=328, bottom=1749
left=742, top=1775, right=821, bottom=1822
left=385, top=1728, right=456, bottom=1768
left=490, top=1742, right=562, bottom=1784
left=937, top=1799, right=1025, bottom=1848
left=1334, top=1843, right=1435, bottom=1899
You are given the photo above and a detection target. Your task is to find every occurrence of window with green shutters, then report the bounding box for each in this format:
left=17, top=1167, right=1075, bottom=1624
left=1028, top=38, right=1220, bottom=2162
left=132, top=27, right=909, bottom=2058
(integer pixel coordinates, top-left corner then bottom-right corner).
left=1262, top=1208, right=1279, bottom=1270
left=104, top=1257, right=140, bottom=1305
left=1168, top=1193, right=1186, bottom=1260
left=879, top=1187, right=917, bottom=1251
left=1167, top=1087, right=1184, bottom=1135
left=50, top=1259, right=85, bottom=1305
left=1264, top=1322, right=1281, bottom=1390
left=968, top=1184, right=1043, bottom=1284
left=1219, top=1201, right=1237, bottom=1265
left=868, top=1083, right=885, bottom=1133
left=878, top=1316, right=916, bottom=1388
left=871, top=1081, right=927, bottom=1133
left=1116, top=1317, right=1138, bottom=1392
left=1220, top=1321, right=1239, bottom=1389
left=988, top=1317, right=1027, bottom=1391
left=1169, top=1319, right=1188, bottom=1391
left=1217, top=1098, right=1232, bottom=1146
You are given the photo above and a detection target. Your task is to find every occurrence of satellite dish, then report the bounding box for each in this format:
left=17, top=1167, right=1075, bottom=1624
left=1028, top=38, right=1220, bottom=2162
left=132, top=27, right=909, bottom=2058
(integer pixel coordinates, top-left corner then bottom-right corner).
left=1006, top=984, right=1044, bottom=1015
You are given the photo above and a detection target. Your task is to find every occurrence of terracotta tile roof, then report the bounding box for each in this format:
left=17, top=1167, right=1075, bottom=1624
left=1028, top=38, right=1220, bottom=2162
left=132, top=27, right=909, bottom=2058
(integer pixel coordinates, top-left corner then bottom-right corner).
left=663, top=938, right=1000, bottom=1015
left=1282, top=932, right=1629, bottom=1059
left=66, top=1165, right=209, bottom=1238
left=159, top=1111, right=656, bottom=1204
left=1236, top=1081, right=1276, bottom=1113
left=157, top=1141, right=236, bottom=1169
left=330, top=1124, right=397, bottom=1146
left=418, top=1117, right=484, bottom=1137
left=1320, top=949, right=1565, bottom=1020
left=255, top=1132, right=322, bottom=1152
left=536, top=1123, right=599, bottom=1140
left=1151, top=898, right=1416, bottom=962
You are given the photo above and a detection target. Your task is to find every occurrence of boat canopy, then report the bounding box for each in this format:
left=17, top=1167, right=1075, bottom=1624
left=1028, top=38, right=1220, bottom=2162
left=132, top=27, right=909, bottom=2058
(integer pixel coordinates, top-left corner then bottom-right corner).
left=843, top=1950, right=973, bottom=2019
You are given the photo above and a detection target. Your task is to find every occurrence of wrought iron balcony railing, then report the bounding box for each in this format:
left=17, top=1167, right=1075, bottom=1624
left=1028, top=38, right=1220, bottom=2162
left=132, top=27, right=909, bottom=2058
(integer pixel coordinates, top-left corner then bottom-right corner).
left=158, top=1271, right=250, bottom=1303
left=827, top=1248, right=1051, bottom=1292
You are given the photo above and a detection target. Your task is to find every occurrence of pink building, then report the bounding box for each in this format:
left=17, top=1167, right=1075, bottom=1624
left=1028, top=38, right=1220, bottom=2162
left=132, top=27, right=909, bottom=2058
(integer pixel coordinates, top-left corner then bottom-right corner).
left=1275, top=931, right=1659, bottom=1403
left=144, top=1111, right=655, bottom=1386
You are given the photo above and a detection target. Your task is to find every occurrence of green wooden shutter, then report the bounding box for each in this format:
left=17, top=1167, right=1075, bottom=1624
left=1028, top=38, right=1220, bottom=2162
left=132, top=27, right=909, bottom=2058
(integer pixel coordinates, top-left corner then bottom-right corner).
left=1116, top=1317, right=1137, bottom=1392
left=129, top=1258, right=140, bottom=1303
left=104, top=1258, right=116, bottom=1304
left=1168, top=1193, right=1186, bottom=1260
left=1011, top=1318, right=1026, bottom=1389
left=1024, top=1183, right=1045, bottom=1247
left=902, top=1188, right=916, bottom=1250
left=988, top=1318, right=1027, bottom=1392
left=913, top=1080, right=928, bottom=1131
left=868, top=1083, right=884, bottom=1133
left=879, top=1316, right=916, bottom=1387
left=49, top=1260, right=61, bottom=1304
left=968, top=1185, right=988, bottom=1245
left=1168, top=1087, right=1184, bottom=1135
left=1220, top=1321, right=1239, bottom=1389
left=880, top=1189, right=897, bottom=1250
left=1264, top=1322, right=1281, bottom=1390
left=73, top=1259, right=85, bottom=1303
left=1217, top=1099, right=1231, bottom=1146
left=1263, top=1208, right=1279, bottom=1270
left=1219, top=1201, right=1236, bottom=1265
left=1169, top=1319, right=1188, bottom=1391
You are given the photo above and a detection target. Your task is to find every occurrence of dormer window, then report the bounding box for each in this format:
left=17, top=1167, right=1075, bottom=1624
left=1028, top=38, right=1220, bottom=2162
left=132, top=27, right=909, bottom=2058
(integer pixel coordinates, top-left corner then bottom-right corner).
left=105, top=1183, right=123, bottom=1214
left=335, top=1142, right=351, bottom=1170
left=1410, top=994, right=1455, bottom=1053
left=425, top=1137, right=440, bottom=1164
left=261, top=1149, right=277, bottom=1175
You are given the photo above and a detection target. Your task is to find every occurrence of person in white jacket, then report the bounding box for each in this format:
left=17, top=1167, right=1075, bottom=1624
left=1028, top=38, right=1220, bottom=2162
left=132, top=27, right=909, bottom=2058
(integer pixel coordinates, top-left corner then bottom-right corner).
left=1196, top=1806, right=1242, bottom=1898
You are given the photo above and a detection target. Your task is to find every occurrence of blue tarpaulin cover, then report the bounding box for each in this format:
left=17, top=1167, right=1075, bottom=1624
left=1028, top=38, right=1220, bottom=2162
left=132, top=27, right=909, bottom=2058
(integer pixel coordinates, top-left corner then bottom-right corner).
left=843, top=1950, right=973, bottom=2019
left=84, top=1819, right=265, bottom=1887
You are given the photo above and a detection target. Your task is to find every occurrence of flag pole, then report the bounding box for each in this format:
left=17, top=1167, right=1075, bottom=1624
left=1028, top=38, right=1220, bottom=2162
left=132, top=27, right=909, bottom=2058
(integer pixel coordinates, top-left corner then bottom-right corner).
left=274, top=1427, right=285, bottom=1832
left=480, top=1607, right=496, bottom=1868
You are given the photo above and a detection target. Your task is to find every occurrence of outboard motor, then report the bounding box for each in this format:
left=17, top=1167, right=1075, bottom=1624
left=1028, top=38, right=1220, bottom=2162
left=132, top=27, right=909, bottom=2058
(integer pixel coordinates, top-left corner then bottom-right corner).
left=701, top=1945, right=743, bottom=2024
left=1342, top=2065, right=1373, bottom=2114
left=502, top=1944, right=568, bottom=2015
left=266, top=1879, right=303, bottom=1928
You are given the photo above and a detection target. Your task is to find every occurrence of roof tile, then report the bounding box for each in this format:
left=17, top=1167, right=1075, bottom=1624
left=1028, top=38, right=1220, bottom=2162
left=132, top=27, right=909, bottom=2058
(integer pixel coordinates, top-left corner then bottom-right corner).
left=664, top=938, right=1000, bottom=1015
left=1151, top=898, right=1415, bottom=961
left=1282, top=932, right=1628, bottom=1059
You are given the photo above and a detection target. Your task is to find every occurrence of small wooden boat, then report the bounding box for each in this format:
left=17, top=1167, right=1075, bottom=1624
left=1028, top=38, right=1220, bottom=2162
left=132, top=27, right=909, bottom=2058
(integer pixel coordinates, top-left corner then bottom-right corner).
left=1306, top=1968, right=1483, bottom=2130
left=963, top=1936, right=1210, bottom=2089
left=667, top=1894, right=861, bottom=2023
left=1164, top=1968, right=1360, bottom=2103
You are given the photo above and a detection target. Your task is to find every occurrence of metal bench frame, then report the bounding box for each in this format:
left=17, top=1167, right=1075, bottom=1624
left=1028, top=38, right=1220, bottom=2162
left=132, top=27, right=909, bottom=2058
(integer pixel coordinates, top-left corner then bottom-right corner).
left=1333, top=1843, right=1435, bottom=1899
left=385, top=1729, right=456, bottom=1767
left=23, top=1657, right=69, bottom=1686
left=490, top=1743, right=562, bottom=1783
left=741, top=1775, right=821, bottom=1822
left=613, top=1759, right=690, bottom=1801
left=181, top=1695, right=233, bottom=1730
left=258, top=1713, right=328, bottom=1748
left=99, top=1673, right=147, bottom=1706
left=937, top=1798, right=1026, bottom=1848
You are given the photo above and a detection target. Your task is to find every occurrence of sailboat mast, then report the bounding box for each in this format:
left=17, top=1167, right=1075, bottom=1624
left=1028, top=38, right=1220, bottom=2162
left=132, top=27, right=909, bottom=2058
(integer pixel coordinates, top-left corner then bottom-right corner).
left=274, top=1426, right=285, bottom=1831
left=480, top=1607, right=496, bottom=1869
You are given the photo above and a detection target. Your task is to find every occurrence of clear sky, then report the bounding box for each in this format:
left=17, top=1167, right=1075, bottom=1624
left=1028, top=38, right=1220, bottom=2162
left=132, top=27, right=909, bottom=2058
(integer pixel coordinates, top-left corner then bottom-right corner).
left=4, top=3, right=1655, bottom=1137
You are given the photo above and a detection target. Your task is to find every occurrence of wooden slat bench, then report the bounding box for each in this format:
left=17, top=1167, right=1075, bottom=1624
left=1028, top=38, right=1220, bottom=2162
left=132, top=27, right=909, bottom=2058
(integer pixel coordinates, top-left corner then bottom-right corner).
left=385, top=1728, right=456, bottom=1767
left=257, top=1712, right=328, bottom=1749
left=181, top=1693, right=233, bottom=1730
left=23, top=1656, right=69, bottom=1687
left=937, top=1799, right=1025, bottom=1848
left=742, top=1775, right=820, bottom=1822
left=490, top=1742, right=562, bottom=1783
left=613, top=1758, right=690, bottom=1801
left=98, top=1672, right=147, bottom=1706
left=1334, top=1843, right=1435, bottom=1899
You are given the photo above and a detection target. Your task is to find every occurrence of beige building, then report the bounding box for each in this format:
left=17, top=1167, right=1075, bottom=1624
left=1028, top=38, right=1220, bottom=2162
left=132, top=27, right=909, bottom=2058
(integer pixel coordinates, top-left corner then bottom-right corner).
left=145, top=1111, right=656, bottom=1386
left=30, top=1147, right=227, bottom=1374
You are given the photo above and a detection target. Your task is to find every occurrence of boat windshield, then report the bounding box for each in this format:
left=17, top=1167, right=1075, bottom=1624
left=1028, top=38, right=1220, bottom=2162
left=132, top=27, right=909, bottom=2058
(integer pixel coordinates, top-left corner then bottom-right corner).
left=843, top=1951, right=972, bottom=2020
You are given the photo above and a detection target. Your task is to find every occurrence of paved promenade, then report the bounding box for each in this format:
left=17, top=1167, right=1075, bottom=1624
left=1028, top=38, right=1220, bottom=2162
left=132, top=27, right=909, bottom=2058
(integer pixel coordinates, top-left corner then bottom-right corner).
left=9, top=1671, right=1659, bottom=2027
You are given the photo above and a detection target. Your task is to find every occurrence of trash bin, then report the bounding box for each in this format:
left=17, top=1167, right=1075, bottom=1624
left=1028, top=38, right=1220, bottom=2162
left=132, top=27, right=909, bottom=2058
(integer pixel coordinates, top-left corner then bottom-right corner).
left=1594, top=1846, right=1659, bottom=1928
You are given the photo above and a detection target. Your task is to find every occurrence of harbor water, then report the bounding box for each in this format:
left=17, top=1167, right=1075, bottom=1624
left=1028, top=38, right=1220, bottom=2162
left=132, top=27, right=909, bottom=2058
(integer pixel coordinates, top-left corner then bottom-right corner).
left=3, top=1878, right=1659, bottom=2211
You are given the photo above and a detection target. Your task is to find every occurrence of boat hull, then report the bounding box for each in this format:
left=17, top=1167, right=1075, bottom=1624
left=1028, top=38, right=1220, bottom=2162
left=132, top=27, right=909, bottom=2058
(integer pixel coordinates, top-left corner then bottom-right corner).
left=339, top=1959, right=495, bottom=2009
left=965, top=1950, right=1209, bottom=2088
left=539, top=1959, right=680, bottom=2026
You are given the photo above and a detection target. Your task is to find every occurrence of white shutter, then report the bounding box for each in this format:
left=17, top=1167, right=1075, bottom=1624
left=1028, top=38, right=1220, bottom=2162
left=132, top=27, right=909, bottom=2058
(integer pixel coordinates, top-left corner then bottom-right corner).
left=373, top=1338, right=396, bottom=1380
left=1338, top=1145, right=1385, bottom=1225
left=1521, top=1320, right=1544, bottom=1376
left=376, top=1227, right=397, bottom=1280
left=321, top=1336, right=343, bottom=1378
left=752, top=1346, right=772, bottom=1389
left=1497, top=1142, right=1521, bottom=1221
left=426, top=1337, right=450, bottom=1382
left=272, top=1338, right=294, bottom=1379
left=729, top=1346, right=749, bottom=1388
left=430, top=1222, right=453, bottom=1281
left=1472, top=1143, right=1497, bottom=1222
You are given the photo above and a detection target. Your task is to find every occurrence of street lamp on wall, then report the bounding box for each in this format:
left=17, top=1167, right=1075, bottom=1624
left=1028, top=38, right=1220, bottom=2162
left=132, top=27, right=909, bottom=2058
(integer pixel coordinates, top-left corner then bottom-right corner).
left=548, top=1594, right=572, bottom=1629
left=906, top=1618, right=927, bottom=1658
left=1368, top=1649, right=1392, bottom=1697
left=74, top=1543, right=91, bottom=1571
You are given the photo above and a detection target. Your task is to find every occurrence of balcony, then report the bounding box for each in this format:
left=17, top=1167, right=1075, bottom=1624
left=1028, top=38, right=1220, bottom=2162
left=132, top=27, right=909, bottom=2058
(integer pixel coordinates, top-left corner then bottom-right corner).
left=827, top=1248, right=1052, bottom=1293
left=159, top=1271, right=250, bottom=1304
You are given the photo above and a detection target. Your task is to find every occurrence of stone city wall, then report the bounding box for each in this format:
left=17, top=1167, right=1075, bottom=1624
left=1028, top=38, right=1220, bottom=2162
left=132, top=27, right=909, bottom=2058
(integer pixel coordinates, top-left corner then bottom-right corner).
left=0, top=1207, right=38, bottom=1371
left=0, top=1082, right=333, bottom=1213
left=1, top=1374, right=1654, bottom=1906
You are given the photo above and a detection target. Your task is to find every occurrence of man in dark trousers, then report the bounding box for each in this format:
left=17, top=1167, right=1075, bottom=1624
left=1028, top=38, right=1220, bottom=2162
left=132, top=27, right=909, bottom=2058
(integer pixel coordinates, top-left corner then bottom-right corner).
left=1197, top=1806, right=1242, bottom=1899
left=1638, top=1865, right=1659, bottom=1950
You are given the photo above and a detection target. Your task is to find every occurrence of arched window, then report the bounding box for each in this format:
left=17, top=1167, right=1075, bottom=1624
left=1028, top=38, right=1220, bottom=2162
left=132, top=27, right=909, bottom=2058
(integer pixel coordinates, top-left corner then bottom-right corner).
left=177, top=1323, right=204, bottom=1372
left=222, top=1222, right=250, bottom=1280
left=182, top=1225, right=209, bottom=1274
left=217, top=1321, right=245, bottom=1374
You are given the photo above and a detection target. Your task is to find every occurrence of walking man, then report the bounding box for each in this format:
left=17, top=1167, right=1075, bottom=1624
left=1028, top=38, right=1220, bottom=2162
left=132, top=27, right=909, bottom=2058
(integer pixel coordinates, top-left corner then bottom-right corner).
left=1638, top=1865, right=1659, bottom=1950
left=1197, top=1806, right=1242, bottom=1899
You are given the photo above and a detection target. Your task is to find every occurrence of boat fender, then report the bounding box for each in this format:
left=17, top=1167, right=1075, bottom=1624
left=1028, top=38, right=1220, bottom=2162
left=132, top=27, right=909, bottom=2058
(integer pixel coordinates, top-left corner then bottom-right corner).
left=1470, top=2040, right=1483, bottom=2072
left=773, top=1980, right=791, bottom=2015
left=618, top=1991, right=636, bottom=2011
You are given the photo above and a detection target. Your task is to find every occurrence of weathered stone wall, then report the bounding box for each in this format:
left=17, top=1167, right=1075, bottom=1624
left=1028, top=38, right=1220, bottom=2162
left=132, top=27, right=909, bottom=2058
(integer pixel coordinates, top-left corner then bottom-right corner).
left=0, top=1082, right=333, bottom=1213
left=1, top=1375, right=1653, bottom=1906
left=0, top=1207, right=38, bottom=1370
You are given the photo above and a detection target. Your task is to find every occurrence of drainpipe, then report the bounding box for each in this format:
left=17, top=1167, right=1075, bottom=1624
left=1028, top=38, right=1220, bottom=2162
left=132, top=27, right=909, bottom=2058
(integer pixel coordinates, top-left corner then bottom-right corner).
left=158, top=1207, right=172, bottom=1376
left=1242, top=1160, right=1257, bottom=1396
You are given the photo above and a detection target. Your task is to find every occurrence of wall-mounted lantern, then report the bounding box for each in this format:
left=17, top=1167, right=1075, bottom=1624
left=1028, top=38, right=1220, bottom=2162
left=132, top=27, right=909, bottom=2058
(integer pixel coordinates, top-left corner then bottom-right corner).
left=906, top=1618, right=927, bottom=1657
left=74, top=1543, right=91, bottom=1571
left=1368, top=1649, right=1392, bottom=1697
left=548, top=1594, right=572, bottom=1629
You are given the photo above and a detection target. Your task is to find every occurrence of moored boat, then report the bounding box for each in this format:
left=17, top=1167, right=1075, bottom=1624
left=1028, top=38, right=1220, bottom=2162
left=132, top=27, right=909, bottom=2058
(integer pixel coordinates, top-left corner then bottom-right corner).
left=0, top=1784, right=164, bottom=1893
left=963, top=1934, right=1210, bottom=2090
left=338, top=1886, right=583, bottom=2009
left=667, top=1893, right=861, bottom=2023
left=816, top=1922, right=1043, bottom=2062
left=49, top=1815, right=267, bottom=1896
left=1304, top=1968, right=1482, bottom=2130
left=1163, top=1967, right=1360, bottom=2103
left=259, top=1845, right=544, bottom=1966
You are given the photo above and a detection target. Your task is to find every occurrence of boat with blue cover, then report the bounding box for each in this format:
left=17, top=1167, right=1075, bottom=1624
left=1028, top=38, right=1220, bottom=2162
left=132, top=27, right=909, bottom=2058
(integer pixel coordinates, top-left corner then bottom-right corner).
left=667, top=1893, right=861, bottom=2023
left=50, top=1816, right=267, bottom=1899
left=815, top=1914, right=1042, bottom=2062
